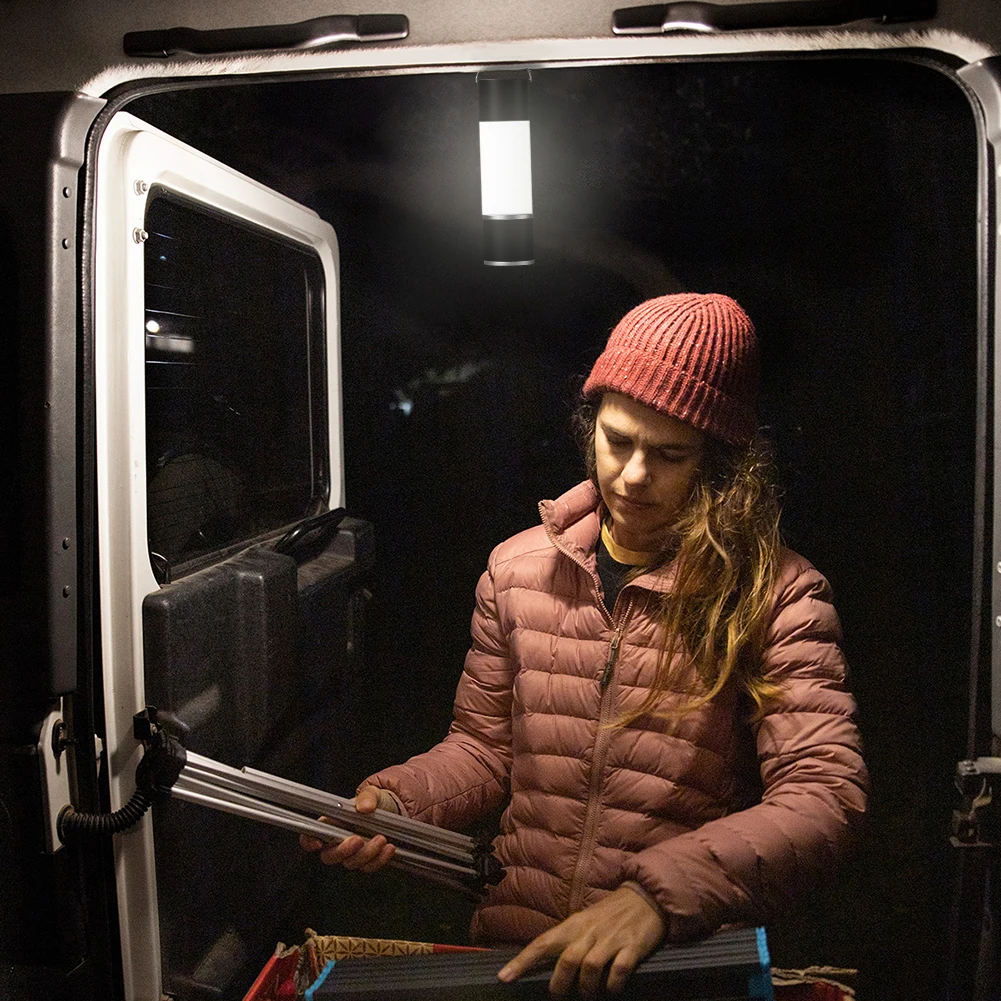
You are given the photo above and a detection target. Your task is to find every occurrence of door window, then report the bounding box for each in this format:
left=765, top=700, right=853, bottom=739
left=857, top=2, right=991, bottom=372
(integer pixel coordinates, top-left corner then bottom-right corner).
left=144, top=189, right=328, bottom=576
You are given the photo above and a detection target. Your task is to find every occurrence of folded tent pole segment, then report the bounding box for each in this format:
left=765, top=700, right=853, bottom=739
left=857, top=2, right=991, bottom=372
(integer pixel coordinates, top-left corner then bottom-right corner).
left=173, top=751, right=504, bottom=899
left=58, top=707, right=504, bottom=900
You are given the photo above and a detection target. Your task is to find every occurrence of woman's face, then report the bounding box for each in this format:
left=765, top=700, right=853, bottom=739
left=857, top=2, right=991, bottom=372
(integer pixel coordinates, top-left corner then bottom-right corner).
left=594, top=392, right=704, bottom=553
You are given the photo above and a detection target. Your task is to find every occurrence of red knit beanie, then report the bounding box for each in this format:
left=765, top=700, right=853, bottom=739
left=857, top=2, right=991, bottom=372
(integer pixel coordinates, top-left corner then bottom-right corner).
left=583, top=292, right=759, bottom=446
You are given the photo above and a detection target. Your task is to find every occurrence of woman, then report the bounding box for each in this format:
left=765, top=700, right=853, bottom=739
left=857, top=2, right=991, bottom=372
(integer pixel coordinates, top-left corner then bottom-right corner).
left=302, top=292, right=869, bottom=997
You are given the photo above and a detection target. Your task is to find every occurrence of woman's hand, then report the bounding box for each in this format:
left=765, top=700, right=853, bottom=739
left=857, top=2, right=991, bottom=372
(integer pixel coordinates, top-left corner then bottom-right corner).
left=299, top=786, right=399, bottom=872
left=497, top=885, right=666, bottom=998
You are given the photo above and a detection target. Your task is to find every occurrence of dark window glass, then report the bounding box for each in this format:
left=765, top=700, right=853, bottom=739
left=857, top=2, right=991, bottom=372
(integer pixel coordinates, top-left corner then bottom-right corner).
left=144, top=189, right=329, bottom=575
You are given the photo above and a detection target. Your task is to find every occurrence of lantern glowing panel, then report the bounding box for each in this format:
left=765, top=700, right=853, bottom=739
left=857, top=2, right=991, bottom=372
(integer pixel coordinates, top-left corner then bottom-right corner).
left=477, top=70, right=534, bottom=266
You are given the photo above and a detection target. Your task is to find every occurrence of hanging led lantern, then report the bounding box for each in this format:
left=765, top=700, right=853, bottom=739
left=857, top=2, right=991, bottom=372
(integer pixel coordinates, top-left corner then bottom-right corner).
left=477, top=69, right=534, bottom=266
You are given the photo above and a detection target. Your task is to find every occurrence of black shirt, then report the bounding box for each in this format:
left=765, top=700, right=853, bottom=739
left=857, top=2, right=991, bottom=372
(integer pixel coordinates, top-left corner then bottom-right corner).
left=595, top=533, right=636, bottom=615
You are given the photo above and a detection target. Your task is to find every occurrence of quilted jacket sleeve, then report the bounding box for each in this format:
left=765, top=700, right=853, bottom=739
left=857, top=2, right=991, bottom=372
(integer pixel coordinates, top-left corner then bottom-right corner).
left=360, top=551, right=515, bottom=829
left=620, top=559, right=869, bottom=940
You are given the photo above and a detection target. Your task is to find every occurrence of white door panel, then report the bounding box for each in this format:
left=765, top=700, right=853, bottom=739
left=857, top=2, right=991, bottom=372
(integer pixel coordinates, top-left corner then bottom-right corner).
left=93, top=111, right=342, bottom=1001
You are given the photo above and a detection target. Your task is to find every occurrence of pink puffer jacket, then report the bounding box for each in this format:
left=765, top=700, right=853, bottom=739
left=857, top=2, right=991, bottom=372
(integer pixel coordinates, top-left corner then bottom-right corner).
left=364, top=480, right=868, bottom=944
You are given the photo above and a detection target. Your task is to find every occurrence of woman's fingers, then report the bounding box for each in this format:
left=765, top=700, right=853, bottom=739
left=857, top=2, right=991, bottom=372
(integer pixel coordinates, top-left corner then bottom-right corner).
left=340, top=834, right=390, bottom=870
left=549, top=939, right=596, bottom=996
left=605, top=948, right=642, bottom=994
left=309, top=828, right=395, bottom=872
left=301, top=815, right=341, bottom=854
left=356, top=840, right=396, bottom=873
left=299, top=790, right=400, bottom=870
left=497, top=886, right=664, bottom=998
left=503, top=937, right=637, bottom=1000
left=318, top=833, right=361, bottom=865
left=315, top=832, right=384, bottom=868
left=354, top=786, right=382, bottom=813
left=497, top=930, right=563, bottom=983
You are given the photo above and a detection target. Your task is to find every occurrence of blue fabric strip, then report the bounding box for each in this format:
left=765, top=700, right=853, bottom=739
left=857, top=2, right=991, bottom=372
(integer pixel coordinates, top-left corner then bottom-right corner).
left=305, top=959, right=336, bottom=1001
left=749, top=926, right=775, bottom=1001
left=756, top=926, right=771, bottom=969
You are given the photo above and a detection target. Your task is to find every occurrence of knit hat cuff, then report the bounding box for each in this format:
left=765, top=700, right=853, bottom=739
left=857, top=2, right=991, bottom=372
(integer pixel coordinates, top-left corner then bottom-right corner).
left=583, top=347, right=757, bottom=446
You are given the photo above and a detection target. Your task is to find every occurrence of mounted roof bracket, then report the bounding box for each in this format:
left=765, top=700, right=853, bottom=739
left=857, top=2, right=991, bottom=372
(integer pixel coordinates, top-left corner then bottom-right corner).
left=612, top=1, right=936, bottom=34
left=124, top=14, right=409, bottom=58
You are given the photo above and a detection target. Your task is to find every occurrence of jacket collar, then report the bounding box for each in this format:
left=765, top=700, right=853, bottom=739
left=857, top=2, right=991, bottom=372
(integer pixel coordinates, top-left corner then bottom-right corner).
left=538, top=480, right=677, bottom=594
left=538, top=480, right=603, bottom=562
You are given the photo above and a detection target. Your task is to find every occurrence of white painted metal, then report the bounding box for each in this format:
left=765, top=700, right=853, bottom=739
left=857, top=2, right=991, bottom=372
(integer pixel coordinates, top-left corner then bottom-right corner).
left=0, top=0, right=996, bottom=96
left=37, top=708, right=72, bottom=854
left=77, top=30, right=1001, bottom=100
left=93, top=110, right=342, bottom=1001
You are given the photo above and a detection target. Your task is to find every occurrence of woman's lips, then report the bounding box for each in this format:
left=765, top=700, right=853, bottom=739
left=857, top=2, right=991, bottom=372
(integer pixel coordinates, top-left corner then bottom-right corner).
left=615, top=494, right=655, bottom=513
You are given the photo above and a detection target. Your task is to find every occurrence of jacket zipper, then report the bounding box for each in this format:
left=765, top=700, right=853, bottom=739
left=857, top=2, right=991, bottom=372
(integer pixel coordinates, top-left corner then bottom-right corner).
left=566, top=596, right=632, bottom=915
left=539, top=513, right=635, bottom=914
left=600, top=633, right=621, bottom=688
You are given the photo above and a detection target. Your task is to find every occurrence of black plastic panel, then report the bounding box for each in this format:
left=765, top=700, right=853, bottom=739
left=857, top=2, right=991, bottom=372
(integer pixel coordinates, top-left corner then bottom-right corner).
left=142, top=517, right=374, bottom=1000
left=144, top=548, right=298, bottom=764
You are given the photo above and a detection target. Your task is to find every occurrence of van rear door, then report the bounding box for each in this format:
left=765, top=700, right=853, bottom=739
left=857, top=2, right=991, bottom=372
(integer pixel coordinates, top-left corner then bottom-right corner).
left=92, top=111, right=370, bottom=1001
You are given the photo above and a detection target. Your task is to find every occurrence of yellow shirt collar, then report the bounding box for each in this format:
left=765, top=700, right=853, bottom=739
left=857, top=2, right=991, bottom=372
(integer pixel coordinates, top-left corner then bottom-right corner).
left=600, top=519, right=653, bottom=566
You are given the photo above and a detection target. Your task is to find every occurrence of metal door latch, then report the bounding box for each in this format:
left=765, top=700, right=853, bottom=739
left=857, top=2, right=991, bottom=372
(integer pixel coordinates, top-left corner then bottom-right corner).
left=38, top=710, right=73, bottom=853
left=952, top=757, right=1001, bottom=851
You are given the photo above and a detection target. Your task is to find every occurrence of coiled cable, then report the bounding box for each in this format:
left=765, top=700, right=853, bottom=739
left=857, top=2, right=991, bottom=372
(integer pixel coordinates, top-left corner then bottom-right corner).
left=57, top=716, right=185, bottom=843
left=58, top=786, right=154, bottom=839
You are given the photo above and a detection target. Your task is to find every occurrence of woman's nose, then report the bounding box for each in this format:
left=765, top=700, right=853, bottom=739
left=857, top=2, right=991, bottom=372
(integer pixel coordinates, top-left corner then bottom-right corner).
left=621, top=449, right=650, bottom=485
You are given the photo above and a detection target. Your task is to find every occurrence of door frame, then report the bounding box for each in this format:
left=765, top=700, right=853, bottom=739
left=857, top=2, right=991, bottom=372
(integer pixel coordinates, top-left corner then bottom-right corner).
left=92, top=110, right=342, bottom=1000
left=63, top=45, right=1000, bottom=1001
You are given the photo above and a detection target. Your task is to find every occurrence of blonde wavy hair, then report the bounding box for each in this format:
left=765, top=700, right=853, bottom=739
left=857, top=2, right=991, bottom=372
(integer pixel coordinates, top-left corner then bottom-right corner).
left=573, top=395, right=784, bottom=722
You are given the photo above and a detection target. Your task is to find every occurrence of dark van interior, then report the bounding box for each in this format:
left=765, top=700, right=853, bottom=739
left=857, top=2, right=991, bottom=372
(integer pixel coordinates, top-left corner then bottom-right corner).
left=2, top=52, right=988, bottom=1001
